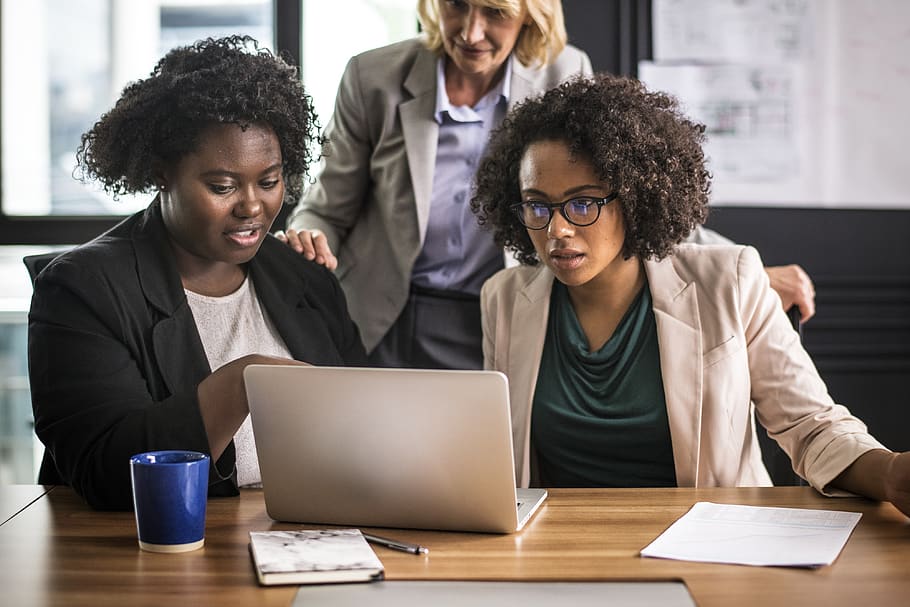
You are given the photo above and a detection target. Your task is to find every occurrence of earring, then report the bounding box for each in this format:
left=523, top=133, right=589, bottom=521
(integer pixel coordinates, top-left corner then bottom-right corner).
left=158, top=184, right=167, bottom=192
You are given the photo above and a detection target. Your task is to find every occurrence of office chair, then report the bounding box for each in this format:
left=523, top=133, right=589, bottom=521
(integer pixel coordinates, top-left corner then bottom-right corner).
left=22, top=250, right=68, bottom=484
left=22, top=251, right=64, bottom=284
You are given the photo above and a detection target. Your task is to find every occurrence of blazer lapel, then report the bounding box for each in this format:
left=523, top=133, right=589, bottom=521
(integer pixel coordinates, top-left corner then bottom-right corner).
left=508, top=266, right=553, bottom=487
left=507, top=57, right=537, bottom=112
left=400, top=49, right=440, bottom=244
left=152, top=310, right=210, bottom=394
left=133, top=202, right=212, bottom=394
left=248, top=253, right=349, bottom=366
left=645, top=256, right=704, bottom=487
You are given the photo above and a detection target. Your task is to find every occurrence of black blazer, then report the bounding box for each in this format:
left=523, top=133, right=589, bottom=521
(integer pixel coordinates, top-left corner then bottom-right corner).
left=28, top=202, right=366, bottom=510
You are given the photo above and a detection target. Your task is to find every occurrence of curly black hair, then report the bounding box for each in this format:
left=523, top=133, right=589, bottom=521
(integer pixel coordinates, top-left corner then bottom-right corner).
left=471, top=73, right=711, bottom=265
left=76, top=35, right=320, bottom=203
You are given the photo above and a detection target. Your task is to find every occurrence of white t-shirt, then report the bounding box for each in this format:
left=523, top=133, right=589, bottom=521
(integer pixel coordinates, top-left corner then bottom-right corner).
left=185, top=275, right=292, bottom=487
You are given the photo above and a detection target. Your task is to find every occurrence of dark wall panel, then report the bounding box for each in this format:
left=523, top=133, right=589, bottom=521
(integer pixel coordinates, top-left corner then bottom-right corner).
left=563, top=0, right=651, bottom=76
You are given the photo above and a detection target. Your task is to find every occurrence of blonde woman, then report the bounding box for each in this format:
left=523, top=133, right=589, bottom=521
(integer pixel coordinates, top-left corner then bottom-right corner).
left=281, top=1, right=591, bottom=369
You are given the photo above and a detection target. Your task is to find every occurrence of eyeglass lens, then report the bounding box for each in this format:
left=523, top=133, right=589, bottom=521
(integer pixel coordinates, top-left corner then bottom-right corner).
left=520, top=199, right=600, bottom=229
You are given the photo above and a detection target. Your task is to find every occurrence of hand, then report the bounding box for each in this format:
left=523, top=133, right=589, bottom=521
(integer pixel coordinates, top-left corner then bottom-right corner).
left=197, top=354, right=309, bottom=459
left=274, top=228, right=338, bottom=270
left=883, top=451, right=910, bottom=518
left=765, top=264, right=815, bottom=323
left=832, top=449, right=910, bottom=519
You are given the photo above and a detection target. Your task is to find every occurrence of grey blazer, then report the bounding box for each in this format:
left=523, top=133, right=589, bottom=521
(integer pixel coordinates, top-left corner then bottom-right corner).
left=287, top=37, right=593, bottom=351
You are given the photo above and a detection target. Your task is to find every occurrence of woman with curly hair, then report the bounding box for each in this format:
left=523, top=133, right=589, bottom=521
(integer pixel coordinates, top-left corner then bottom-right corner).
left=471, top=74, right=910, bottom=515
left=28, top=36, right=366, bottom=510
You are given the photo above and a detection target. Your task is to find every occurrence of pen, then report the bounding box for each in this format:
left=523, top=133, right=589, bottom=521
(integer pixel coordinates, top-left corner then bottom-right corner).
left=362, top=532, right=429, bottom=555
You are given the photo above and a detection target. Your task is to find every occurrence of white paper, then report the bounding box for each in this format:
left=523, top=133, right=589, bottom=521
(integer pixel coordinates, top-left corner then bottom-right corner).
left=638, top=62, right=806, bottom=189
left=640, top=502, right=861, bottom=567
left=645, top=0, right=910, bottom=208
left=653, top=0, right=812, bottom=63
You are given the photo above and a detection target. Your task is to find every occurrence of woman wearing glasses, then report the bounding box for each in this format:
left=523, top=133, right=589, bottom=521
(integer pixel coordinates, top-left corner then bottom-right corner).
left=471, top=74, right=910, bottom=515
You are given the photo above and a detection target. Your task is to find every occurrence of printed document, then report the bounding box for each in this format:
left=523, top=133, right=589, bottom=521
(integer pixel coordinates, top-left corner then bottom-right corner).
left=641, top=502, right=861, bottom=567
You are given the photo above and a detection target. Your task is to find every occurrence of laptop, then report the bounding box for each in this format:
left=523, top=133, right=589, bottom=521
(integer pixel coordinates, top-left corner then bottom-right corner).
left=243, top=365, right=547, bottom=533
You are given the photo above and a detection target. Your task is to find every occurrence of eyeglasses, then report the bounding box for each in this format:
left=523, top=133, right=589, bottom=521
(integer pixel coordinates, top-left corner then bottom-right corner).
left=510, top=193, right=619, bottom=230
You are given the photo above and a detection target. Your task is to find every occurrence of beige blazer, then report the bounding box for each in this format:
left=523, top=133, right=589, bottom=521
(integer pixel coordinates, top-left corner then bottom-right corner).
left=287, top=37, right=593, bottom=351
left=481, top=244, right=885, bottom=491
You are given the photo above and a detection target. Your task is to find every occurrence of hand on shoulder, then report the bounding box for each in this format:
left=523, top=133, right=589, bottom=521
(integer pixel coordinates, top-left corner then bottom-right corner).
left=765, top=264, right=816, bottom=322
left=274, top=228, right=338, bottom=270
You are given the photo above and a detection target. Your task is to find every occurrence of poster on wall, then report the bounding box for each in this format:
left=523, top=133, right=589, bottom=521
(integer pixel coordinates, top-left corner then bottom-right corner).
left=640, top=0, right=910, bottom=208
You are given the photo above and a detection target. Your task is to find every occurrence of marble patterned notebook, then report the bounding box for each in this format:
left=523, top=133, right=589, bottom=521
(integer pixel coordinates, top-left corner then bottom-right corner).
left=249, top=529, right=384, bottom=586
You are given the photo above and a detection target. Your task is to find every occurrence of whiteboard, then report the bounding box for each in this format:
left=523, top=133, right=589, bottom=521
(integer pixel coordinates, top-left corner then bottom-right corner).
left=641, top=0, right=910, bottom=209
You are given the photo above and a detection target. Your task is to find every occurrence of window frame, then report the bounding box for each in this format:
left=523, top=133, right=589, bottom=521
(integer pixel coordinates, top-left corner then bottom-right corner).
left=0, top=0, right=301, bottom=245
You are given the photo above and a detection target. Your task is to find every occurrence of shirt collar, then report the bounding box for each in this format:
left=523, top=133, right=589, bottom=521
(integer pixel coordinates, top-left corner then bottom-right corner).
left=433, top=55, right=513, bottom=124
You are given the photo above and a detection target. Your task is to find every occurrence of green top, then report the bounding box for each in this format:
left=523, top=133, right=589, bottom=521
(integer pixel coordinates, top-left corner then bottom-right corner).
left=531, top=281, right=677, bottom=487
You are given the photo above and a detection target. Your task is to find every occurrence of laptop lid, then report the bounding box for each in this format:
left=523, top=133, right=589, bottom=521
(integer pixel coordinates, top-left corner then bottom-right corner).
left=244, top=365, right=546, bottom=533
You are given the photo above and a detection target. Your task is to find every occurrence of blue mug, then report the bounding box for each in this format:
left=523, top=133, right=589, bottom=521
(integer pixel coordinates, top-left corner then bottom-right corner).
left=130, top=450, right=209, bottom=553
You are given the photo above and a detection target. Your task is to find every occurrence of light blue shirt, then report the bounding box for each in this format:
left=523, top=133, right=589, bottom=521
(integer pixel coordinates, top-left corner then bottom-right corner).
left=410, top=57, right=511, bottom=295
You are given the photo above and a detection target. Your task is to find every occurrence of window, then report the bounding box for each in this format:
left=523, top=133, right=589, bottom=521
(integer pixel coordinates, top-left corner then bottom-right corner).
left=1, top=0, right=274, bottom=220
left=300, top=0, right=417, bottom=135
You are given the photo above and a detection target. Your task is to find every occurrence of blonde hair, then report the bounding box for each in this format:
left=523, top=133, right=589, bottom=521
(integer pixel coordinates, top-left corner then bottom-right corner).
left=417, top=0, right=567, bottom=67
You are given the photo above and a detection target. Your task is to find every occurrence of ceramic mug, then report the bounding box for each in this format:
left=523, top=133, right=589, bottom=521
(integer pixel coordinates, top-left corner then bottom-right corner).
left=129, top=450, right=209, bottom=553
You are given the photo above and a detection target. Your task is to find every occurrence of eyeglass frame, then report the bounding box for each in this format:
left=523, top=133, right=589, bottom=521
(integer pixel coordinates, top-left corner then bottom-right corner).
left=510, top=193, right=619, bottom=230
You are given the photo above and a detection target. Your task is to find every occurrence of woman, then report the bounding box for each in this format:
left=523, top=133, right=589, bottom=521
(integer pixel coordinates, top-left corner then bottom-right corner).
left=28, top=36, right=366, bottom=510
left=471, top=74, right=910, bottom=516
left=279, top=0, right=592, bottom=369
left=280, top=0, right=814, bottom=370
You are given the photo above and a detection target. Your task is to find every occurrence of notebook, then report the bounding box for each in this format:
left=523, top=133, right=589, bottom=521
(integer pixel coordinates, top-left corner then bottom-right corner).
left=243, top=365, right=547, bottom=533
left=248, top=528, right=384, bottom=586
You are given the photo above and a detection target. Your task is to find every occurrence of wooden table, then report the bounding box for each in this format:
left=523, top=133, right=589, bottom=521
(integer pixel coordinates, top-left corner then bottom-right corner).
left=0, top=484, right=52, bottom=527
left=1, top=486, right=908, bottom=606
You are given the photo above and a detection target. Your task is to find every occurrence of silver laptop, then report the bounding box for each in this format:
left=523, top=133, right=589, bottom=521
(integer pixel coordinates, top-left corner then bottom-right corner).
left=243, top=365, right=547, bottom=533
